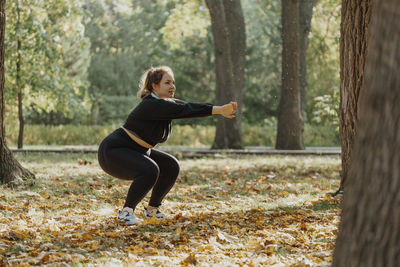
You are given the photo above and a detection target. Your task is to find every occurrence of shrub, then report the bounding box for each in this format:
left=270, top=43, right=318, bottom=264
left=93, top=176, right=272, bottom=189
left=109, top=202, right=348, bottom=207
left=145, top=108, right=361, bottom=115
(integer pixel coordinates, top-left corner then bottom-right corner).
left=98, top=95, right=139, bottom=125
left=6, top=124, right=116, bottom=146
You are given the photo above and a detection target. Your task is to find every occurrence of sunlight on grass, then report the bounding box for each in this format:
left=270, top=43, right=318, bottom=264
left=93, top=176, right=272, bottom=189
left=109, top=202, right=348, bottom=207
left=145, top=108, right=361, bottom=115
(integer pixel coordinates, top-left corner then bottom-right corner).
left=1, top=153, right=341, bottom=266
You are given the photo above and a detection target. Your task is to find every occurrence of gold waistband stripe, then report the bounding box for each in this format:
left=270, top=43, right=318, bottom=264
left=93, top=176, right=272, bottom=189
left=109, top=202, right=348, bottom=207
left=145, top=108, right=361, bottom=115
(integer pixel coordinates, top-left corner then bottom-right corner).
left=121, top=126, right=154, bottom=149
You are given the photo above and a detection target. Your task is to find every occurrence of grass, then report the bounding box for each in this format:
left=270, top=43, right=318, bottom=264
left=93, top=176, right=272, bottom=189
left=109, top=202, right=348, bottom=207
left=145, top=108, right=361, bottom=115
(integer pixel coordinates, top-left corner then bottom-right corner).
left=0, top=153, right=341, bottom=266
left=311, top=201, right=341, bottom=211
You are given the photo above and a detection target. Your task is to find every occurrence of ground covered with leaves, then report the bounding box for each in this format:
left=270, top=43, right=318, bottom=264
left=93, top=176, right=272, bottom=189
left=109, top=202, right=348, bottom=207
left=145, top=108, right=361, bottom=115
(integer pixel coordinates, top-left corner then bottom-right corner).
left=1, top=153, right=341, bottom=266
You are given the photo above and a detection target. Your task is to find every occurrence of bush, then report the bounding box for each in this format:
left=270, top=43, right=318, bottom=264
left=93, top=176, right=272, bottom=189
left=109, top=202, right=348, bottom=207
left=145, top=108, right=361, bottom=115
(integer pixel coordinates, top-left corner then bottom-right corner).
left=304, top=124, right=339, bottom=146
left=98, top=95, right=139, bottom=125
left=6, top=124, right=116, bottom=146
left=5, top=123, right=339, bottom=147
left=164, top=125, right=215, bottom=146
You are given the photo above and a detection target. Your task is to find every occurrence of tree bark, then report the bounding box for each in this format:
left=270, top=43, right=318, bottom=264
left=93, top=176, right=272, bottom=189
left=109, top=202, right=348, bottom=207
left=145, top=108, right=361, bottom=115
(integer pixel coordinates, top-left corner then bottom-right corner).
left=336, top=0, right=372, bottom=194
left=276, top=0, right=304, bottom=150
left=332, top=1, right=400, bottom=265
left=299, top=0, right=317, bottom=117
left=205, top=0, right=246, bottom=149
left=0, top=0, right=34, bottom=185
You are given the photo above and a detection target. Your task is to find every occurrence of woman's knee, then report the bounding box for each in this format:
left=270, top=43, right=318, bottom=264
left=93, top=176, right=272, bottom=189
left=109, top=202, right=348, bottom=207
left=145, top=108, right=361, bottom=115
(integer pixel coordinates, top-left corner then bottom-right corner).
left=144, top=163, right=160, bottom=184
left=150, top=150, right=180, bottom=178
left=161, top=154, right=180, bottom=177
left=171, top=158, right=180, bottom=177
left=166, top=153, right=180, bottom=174
left=164, top=157, right=180, bottom=182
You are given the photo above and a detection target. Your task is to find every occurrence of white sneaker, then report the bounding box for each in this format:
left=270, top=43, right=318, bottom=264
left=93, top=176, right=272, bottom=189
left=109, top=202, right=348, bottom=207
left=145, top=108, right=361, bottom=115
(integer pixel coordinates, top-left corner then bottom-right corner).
left=125, top=216, right=143, bottom=226
left=117, top=207, right=142, bottom=225
left=143, top=206, right=167, bottom=219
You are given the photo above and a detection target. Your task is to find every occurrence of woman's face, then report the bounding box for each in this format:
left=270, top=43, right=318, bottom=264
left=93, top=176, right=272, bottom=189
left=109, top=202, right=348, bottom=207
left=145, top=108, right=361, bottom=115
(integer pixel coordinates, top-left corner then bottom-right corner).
left=152, top=72, right=175, bottom=99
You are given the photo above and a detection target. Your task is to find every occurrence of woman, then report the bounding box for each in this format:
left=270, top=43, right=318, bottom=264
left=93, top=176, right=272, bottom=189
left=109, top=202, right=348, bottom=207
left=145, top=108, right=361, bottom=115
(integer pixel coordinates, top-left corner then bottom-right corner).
left=98, top=66, right=237, bottom=225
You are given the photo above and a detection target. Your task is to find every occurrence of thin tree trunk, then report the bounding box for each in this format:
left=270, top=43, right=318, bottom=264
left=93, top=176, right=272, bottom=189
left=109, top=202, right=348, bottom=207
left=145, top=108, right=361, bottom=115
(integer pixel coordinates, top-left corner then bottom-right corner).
left=0, top=0, right=34, bottom=185
left=332, top=0, right=400, bottom=265
left=299, top=0, right=317, bottom=117
left=335, top=0, right=372, bottom=195
left=206, top=0, right=246, bottom=149
left=17, top=92, right=23, bottom=148
left=276, top=0, right=304, bottom=150
left=16, top=1, right=23, bottom=148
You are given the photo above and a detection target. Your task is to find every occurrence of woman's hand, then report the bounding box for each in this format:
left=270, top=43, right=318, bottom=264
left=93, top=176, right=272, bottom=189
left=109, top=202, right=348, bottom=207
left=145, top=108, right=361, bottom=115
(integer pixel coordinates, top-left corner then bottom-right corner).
left=212, top=101, right=238, bottom=119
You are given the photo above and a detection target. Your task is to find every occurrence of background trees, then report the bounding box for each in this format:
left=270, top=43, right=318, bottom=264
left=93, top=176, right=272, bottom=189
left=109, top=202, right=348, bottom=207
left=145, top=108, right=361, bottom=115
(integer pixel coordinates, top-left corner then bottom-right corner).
left=333, top=0, right=400, bottom=264
left=2, top=0, right=343, bottom=148
left=83, top=0, right=216, bottom=126
left=5, top=0, right=91, bottom=147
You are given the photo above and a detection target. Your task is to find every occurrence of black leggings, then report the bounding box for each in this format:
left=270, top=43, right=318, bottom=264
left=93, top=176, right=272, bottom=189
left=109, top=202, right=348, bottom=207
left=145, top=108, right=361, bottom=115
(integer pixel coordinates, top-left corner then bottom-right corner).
left=98, top=128, right=180, bottom=211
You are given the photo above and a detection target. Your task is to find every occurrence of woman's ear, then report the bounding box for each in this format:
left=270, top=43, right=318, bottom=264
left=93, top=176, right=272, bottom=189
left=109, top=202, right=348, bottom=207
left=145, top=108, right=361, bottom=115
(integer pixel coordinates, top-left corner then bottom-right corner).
left=151, top=83, right=158, bottom=92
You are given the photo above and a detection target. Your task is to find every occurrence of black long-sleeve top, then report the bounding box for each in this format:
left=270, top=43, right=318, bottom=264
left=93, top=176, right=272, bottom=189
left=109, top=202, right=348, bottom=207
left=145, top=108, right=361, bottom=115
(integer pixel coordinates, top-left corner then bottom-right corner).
left=122, top=94, right=213, bottom=146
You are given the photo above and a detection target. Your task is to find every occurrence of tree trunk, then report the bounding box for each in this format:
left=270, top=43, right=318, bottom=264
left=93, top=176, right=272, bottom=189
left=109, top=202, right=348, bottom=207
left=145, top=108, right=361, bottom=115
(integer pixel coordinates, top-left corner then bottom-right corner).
left=299, top=0, right=317, bottom=117
left=17, top=92, right=23, bottom=148
left=0, top=0, right=34, bottom=185
left=332, top=1, right=400, bottom=265
left=16, top=2, right=23, bottom=148
left=205, top=0, right=246, bottom=149
left=336, top=0, right=372, bottom=194
left=276, top=0, right=304, bottom=150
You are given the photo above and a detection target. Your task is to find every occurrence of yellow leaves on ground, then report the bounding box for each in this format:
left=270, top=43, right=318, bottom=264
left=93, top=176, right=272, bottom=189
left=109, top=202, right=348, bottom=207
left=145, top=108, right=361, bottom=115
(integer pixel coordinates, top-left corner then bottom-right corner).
left=1, top=155, right=341, bottom=266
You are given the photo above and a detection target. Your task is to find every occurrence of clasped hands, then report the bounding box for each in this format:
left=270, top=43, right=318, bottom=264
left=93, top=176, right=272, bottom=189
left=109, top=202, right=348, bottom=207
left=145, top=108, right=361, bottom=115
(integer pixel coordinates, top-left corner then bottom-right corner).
left=212, top=101, right=238, bottom=119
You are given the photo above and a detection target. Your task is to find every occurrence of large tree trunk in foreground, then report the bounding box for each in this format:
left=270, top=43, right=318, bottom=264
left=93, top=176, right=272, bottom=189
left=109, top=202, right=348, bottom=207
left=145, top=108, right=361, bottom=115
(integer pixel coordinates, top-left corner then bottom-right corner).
left=276, top=0, right=304, bottom=150
left=206, top=0, right=246, bottom=149
left=336, top=0, right=372, bottom=194
left=332, top=1, right=400, bottom=266
left=0, top=0, right=34, bottom=185
left=299, top=0, right=317, bottom=117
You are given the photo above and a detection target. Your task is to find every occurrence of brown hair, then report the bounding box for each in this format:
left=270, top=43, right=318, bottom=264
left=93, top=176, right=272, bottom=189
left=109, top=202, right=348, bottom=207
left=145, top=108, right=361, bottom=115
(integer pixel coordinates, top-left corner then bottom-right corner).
left=137, top=66, right=174, bottom=100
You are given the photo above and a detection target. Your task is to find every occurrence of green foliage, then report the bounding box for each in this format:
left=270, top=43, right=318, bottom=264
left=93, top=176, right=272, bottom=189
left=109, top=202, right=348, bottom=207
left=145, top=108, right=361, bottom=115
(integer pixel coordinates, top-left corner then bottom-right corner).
left=243, top=119, right=277, bottom=147
left=161, top=1, right=210, bottom=50
left=97, top=95, right=139, bottom=125
left=243, top=0, right=282, bottom=123
left=84, top=0, right=173, bottom=97
left=3, top=0, right=342, bottom=140
left=306, top=0, right=341, bottom=125
left=162, top=1, right=216, bottom=109
left=82, top=0, right=341, bottom=127
left=311, top=89, right=339, bottom=130
left=5, top=0, right=91, bottom=120
left=242, top=0, right=341, bottom=126
left=83, top=0, right=216, bottom=125
left=304, top=124, right=339, bottom=146
left=6, top=124, right=117, bottom=145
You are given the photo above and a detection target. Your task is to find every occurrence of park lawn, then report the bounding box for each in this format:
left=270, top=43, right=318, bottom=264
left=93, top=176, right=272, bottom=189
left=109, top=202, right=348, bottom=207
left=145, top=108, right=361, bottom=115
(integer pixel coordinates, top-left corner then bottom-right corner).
left=0, top=153, right=341, bottom=266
